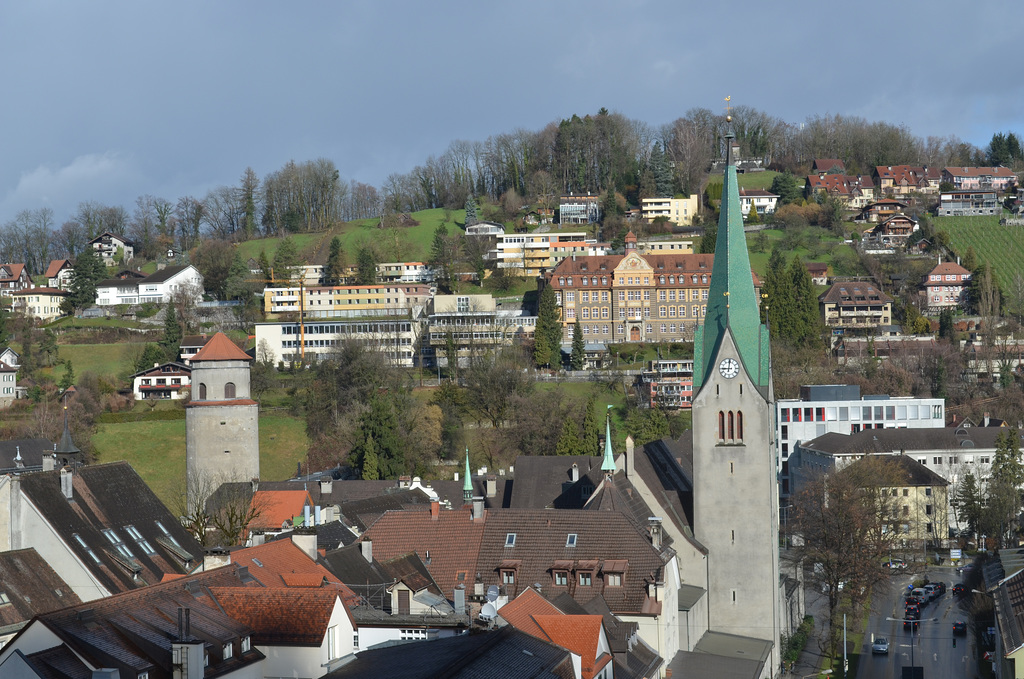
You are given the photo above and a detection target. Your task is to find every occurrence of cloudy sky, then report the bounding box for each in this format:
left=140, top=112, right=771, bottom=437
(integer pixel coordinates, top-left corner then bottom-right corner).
left=1, top=1, right=1020, bottom=224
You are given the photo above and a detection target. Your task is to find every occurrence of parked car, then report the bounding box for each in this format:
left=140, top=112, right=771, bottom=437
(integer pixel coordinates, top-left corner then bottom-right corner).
left=885, top=558, right=907, bottom=570
left=924, top=584, right=939, bottom=600
left=953, top=621, right=967, bottom=636
left=872, top=637, right=890, bottom=654
left=953, top=584, right=966, bottom=596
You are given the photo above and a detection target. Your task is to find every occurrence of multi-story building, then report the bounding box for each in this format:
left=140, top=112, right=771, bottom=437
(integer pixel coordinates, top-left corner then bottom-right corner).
left=640, top=195, right=700, bottom=225
left=131, top=361, right=192, bottom=400
left=923, top=260, right=971, bottom=311
left=544, top=232, right=760, bottom=344
left=44, top=259, right=74, bottom=290
left=94, top=265, right=204, bottom=306
left=0, top=360, right=16, bottom=408
left=423, top=294, right=536, bottom=367
left=88, top=231, right=134, bottom=264
left=486, top=232, right=603, bottom=277
left=856, top=199, right=908, bottom=223
left=10, top=288, right=68, bottom=321
left=941, top=166, right=1018, bottom=193
left=637, top=359, right=693, bottom=409
left=938, top=189, right=999, bottom=216
left=819, top=281, right=893, bottom=331
left=775, top=384, right=945, bottom=495
left=738, top=188, right=779, bottom=219
left=636, top=237, right=697, bottom=255
left=262, top=283, right=430, bottom=319
left=255, top=318, right=422, bottom=367
left=0, top=264, right=31, bottom=296
left=558, top=193, right=600, bottom=224
left=863, top=214, right=919, bottom=247
left=874, top=165, right=942, bottom=195
left=804, top=174, right=876, bottom=207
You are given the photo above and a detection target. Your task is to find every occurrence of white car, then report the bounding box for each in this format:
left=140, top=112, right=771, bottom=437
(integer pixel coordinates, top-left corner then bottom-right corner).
left=872, top=637, right=889, bottom=654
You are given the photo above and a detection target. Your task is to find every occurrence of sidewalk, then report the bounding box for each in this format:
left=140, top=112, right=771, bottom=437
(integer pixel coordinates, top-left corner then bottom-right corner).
left=784, top=584, right=831, bottom=678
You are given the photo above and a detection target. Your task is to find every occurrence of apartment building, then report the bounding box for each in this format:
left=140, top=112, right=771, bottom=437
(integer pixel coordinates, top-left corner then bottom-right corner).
left=486, top=232, right=603, bottom=277
left=941, top=166, right=1018, bottom=193
left=263, top=284, right=431, bottom=318
left=640, top=195, right=700, bottom=226
left=10, top=288, right=68, bottom=321
left=819, top=281, right=893, bottom=331
left=558, top=193, right=600, bottom=224
left=423, top=294, right=536, bottom=367
left=938, top=190, right=999, bottom=216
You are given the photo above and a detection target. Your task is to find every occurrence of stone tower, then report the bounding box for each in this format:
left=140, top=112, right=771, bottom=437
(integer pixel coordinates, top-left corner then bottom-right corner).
left=185, top=332, right=259, bottom=512
left=691, top=121, right=781, bottom=666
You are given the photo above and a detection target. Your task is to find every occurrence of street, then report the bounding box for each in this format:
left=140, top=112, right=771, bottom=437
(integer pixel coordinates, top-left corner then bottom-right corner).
left=857, top=567, right=975, bottom=679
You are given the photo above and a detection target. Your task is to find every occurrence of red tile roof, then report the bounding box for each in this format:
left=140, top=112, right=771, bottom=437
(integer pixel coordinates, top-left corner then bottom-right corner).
left=0, top=263, right=26, bottom=283
left=533, top=614, right=608, bottom=679
left=943, top=166, right=1016, bottom=179
left=248, top=490, right=313, bottom=531
left=191, top=332, right=251, bottom=362
left=927, top=261, right=971, bottom=277
left=497, top=587, right=564, bottom=637
left=230, top=539, right=360, bottom=604
left=813, top=159, right=846, bottom=173
left=207, top=587, right=346, bottom=646
left=44, top=259, right=72, bottom=278
left=11, top=287, right=68, bottom=296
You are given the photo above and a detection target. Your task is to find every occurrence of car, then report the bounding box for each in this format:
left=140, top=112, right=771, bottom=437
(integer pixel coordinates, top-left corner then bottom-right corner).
left=872, top=637, right=890, bottom=654
left=924, top=584, right=939, bottom=600
left=953, top=584, right=966, bottom=596
left=937, top=581, right=947, bottom=594
left=885, top=558, right=907, bottom=570
left=905, top=605, right=920, bottom=620
left=904, top=618, right=920, bottom=630
left=953, top=621, right=967, bottom=635
left=958, top=564, right=975, bottom=576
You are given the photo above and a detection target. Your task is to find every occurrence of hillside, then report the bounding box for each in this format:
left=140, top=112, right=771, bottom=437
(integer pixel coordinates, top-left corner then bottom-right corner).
left=939, top=214, right=1020, bottom=284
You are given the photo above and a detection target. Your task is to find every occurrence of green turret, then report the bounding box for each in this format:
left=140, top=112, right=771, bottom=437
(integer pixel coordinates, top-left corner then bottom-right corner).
left=601, top=405, right=616, bottom=473
left=463, top=448, right=472, bottom=502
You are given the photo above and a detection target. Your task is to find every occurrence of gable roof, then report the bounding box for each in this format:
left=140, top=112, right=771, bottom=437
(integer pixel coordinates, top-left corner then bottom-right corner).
left=0, top=548, right=82, bottom=632
left=11, top=287, right=68, bottom=297
left=249, top=489, right=314, bottom=531
left=533, top=614, right=609, bottom=679
left=943, top=166, right=1017, bottom=179
left=206, top=586, right=345, bottom=646
left=320, top=543, right=395, bottom=610
left=0, top=438, right=54, bottom=474
left=190, top=331, right=252, bottom=362
left=0, top=263, right=27, bottom=282
left=382, top=552, right=441, bottom=595
left=128, top=361, right=191, bottom=379
left=819, top=282, right=892, bottom=305
left=800, top=426, right=1004, bottom=459
left=812, top=159, right=846, bottom=173
left=497, top=587, right=564, bottom=637
left=229, top=539, right=354, bottom=600
left=16, top=461, right=204, bottom=596
left=141, top=264, right=193, bottom=284
left=88, top=231, right=134, bottom=246
left=508, top=456, right=604, bottom=509
left=44, top=259, right=73, bottom=278
left=926, top=261, right=971, bottom=278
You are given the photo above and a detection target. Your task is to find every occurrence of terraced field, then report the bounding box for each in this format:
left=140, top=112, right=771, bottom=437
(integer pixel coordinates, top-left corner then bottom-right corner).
left=938, top=214, right=1020, bottom=282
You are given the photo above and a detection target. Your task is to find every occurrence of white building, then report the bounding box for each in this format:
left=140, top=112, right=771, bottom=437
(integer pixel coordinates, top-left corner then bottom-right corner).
left=738, top=189, right=779, bottom=219
left=88, top=232, right=134, bottom=265
left=255, top=319, right=423, bottom=368
left=95, top=265, right=204, bottom=306
left=776, top=384, right=945, bottom=496
left=131, top=362, right=192, bottom=400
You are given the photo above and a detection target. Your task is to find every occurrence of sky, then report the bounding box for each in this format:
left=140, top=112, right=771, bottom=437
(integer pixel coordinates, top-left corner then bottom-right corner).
left=1, top=1, right=1021, bottom=224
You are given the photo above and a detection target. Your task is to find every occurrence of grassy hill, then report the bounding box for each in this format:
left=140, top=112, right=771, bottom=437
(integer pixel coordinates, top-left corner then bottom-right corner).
left=706, top=170, right=780, bottom=191
left=938, top=214, right=1019, bottom=283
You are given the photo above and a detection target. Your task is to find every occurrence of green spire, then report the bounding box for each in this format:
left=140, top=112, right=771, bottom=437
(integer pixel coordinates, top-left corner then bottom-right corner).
left=601, top=405, right=616, bottom=472
left=463, top=448, right=473, bottom=501
left=694, top=122, right=771, bottom=394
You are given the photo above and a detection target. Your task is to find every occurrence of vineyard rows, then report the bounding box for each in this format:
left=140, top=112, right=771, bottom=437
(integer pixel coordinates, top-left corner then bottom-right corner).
left=938, top=215, right=1023, bottom=284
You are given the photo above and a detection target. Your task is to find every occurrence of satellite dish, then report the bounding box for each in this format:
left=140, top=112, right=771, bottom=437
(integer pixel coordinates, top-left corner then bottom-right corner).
left=486, top=585, right=499, bottom=602
left=480, top=602, right=497, bottom=621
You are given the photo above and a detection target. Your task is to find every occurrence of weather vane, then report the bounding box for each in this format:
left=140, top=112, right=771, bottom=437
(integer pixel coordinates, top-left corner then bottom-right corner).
left=724, top=95, right=732, bottom=119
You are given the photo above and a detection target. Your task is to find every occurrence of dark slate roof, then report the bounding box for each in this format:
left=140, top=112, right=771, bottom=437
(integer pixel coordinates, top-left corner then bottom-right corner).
left=638, top=438, right=694, bottom=531
left=800, top=426, right=1005, bottom=457
left=383, top=552, right=442, bottom=596
left=340, top=489, right=432, bottom=531
left=847, top=453, right=949, bottom=487
left=585, top=474, right=672, bottom=550
left=666, top=630, right=772, bottom=679
left=320, top=543, right=395, bottom=611
left=0, top=549, right=82, bottom=633
left=16, top=462, right=204, bottom=595
left=324, top=626, right=576, bottom=679
left=995, top=566, right=1024, bottom=656
left=140, top=264, right=192, bottom=284
left=507, top=455, right=604, bottom=509
left=12, top=645, right=92, bottom=679
left=0, top=438, right=54, bottom=474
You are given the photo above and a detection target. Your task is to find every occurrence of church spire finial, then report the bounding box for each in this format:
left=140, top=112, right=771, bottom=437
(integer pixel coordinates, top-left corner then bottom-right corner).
left=463, top=447, right=473, bottom=502
left=601, top=406, right=616, bottom=473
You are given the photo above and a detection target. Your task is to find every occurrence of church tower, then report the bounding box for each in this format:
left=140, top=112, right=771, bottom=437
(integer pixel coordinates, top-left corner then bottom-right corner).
left=185, top=332, right=260, bottom=512
left=691, top=117, right=781, bottom=665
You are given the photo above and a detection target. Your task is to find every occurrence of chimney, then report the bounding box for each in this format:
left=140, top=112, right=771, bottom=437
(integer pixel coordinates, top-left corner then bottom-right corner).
left=203, top=547, right=231, bottom=571
left=454, top=586, right=466, bottom=614
left=250, top=532, right=266, bottom=546
left=303, top=505, right=311, bottom=527
left=14, top=446, right=23, bottom=468
left=648, top=517, right=663, bottom=550
left=42, top=454, right=55, bottom=472
left=485, top=475, right=497, bottom=498
left=398, top=475, right=411, bottom=489
left=172, top=607, right=204, bottom=679
left=430, top=497, right=440, bottom=519
left=291, top=527, right=317, bottom=561
left=984, top=412, right=990, bottom=427
left=60, top=467, right=73, bottom=500
left=625, top=436, right=635, bottom=479
left=570, top=463, right=579, bottom=483
left=360, top=539, right=373, bottom=564
left=472, top=496, right=485, bottom=521
left=319, top=476, right=333, bottom=496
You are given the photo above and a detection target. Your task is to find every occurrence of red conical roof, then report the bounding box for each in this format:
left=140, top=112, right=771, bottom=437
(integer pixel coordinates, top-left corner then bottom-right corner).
left=190, top=332, right=251, bottom=362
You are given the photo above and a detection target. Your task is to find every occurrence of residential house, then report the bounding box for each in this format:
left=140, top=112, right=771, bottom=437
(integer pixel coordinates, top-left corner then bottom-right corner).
left=637, top=359, right=694, bottom=409
left=0, top=347, right=19, bottom=368
left=542, top=231, right=761, bottom=344
left=863, top=213, right=919, bottom=247
left=0, top=264, right=31, bottom=296
left=636, top=237, right=697, bottom=255
left=804, top=174, right=876, bottom=208
left=938, top=189, right=999, bottom=216
left=856, top=199, right=908, bottom=223
left=991, top=565, right=1024, bottom=679
left=0, top=565, right=264, bottom=679
left=0, top=461, right=204, bottom=602
left=819, top=281, right=893, bottom=331
left=942, top=166, right=1018, bottom=193
left=94, top=264, right=204, bottom=306
left=486, top=231, right=604, bottom=277
left=874, top=165, right=941, bottom=195
left=499, top=598, right=614, bottom=679
left=0, top=548, right=82, bottom=648
left=805, top=262, right=829, bottom=286
left=180, top=334, right=213, bottom=364
left=131, top=361, right=192, bottom=400
left=812, top=159, right=846, bottom=174
left=560, top=193, right=601, bottom=224
left=247, top=488, right=315, bottom=536
left=10, top=287, right=69, bottom=322
left=465, top=221, right=506, bottom=236
left=0, top=361, right=15, bottom=408
left=43, top=259, right=73, bottom=290
left=775, top=384, right=945, bottom=496
left=923, top=260, right=971, bottom=310
left=640, top=195, right=700, bottom=226
left=88, top=231, right=134, bottom=264
left=424, top=294, right=536, bottom=367
left=738, top=188, right=779, bottom=219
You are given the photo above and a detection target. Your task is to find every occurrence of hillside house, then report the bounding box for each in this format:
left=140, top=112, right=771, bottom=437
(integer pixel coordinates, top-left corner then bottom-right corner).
left=10, top=287, right=68, bottom=321
left=874, top=165, right=941, bottom=195
left=88, top=231, right=134, bottom=265
left=819, top=281, right=893, bottom=331
left=0, top=264, right=31, bottom=296
left=44, top=259, right=73, bottom=290
left=738, top=188, right=779, bottom=219
left=942, top=166, right=1018, bottom=193
left=131, top=361, right=192, bottom=400
left=923, top=261, right=971, bottom=311
left=938, top=189, right=999, bottom=216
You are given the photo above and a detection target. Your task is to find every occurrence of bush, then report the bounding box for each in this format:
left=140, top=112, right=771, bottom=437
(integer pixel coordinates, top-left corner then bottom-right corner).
left=783, top=615, right=814, bottom=665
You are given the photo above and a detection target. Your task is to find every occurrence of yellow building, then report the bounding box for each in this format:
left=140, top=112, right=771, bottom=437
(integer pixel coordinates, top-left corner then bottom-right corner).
left=11, top=288, right=68, bottom=321
left=263, top=284, right=431, bottom=319
left=640, top=195, right=700, bottom=226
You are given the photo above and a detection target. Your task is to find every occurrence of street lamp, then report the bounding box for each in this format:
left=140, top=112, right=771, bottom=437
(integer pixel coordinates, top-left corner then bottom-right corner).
left=887, top=616, right=938, bottom=675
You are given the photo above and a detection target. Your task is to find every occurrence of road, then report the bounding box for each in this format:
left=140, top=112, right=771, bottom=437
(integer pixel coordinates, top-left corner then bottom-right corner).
left=857, top=567, right=974, bottom=679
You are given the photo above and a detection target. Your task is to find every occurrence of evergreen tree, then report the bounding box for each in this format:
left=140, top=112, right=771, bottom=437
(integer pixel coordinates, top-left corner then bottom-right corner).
left=360, top=434, right=380, bottom=480
left=769, top=172, right=803, bottom=206
left=465, top=195, right=478, bottom=227
left=429, top=224, right=454, bottom=292
left=581, top=398, right=600, bottom=454
left=534, top=285, right=562, bottom=367
left=760, top=247, right=793, bottom=334
left=570, top=319, right=586, bottom=370
left=273, top=236, right=299, bottom=279
left=66, top=247, right=106, bottom=311
left=223, top=252, right=252, bottom=301
left=555, top=418, right=583, bottom=456
left=356, top=246, right=378, bottom=284
left=992, top=429, right=1024, bottom=488
left=699, top=226, right=717, bottom=255
left=160, top=303, right=183, bottom=361
left=351, top=395, right=404, bottom=479
left=938, top=308, right=954, bottom=340
left=59, top=360, right=76, bottom=391
left=624, top=407, right=669, bottom=445
left=962, top=246, right=978, bottom=272
left=325, top=236, right=346, bottom=284
left=39, top=330, right=60, bottom=367
left=651, top=142, right=673, bottom=197
left=952, top=472, right=983, bottom=539
left=0, top=309, right=9, bottom=348
left=134, top=343, right=167, bottom=373
left=258, top=249, right=273, bottom=283
left=601, top=186, right=619, bottom=221
left=746, top=201, right=761, bottom=224
left=788, top=256, right=820, bottom=345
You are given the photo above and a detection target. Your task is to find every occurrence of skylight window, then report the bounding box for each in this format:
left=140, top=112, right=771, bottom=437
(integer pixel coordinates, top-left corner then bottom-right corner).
left=73, top=533, right=101, bottom=564
left=0, top=592, right=10, bottom=605
left=155, top=520, right=181, bottom=548
left=103, top=528, right=135, bottom=560
left=505, top=533, right=516, bottom=547
left=125, top=525, right=155, bottom=555
left=566, top=534, right=578, bottom=547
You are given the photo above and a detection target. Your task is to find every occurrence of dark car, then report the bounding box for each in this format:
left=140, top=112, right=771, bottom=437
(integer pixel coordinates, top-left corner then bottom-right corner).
left=953, top=621, right=967, bottom=635
left=953, top=584, right=966, bottom=596
left=937, top=581, right=947, bottom=594
left=904, top=618, right=920, bottom=630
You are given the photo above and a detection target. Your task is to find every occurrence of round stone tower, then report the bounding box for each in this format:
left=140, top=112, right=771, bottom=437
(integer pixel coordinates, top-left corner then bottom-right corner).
left=185, top=332, right=259, bottom=512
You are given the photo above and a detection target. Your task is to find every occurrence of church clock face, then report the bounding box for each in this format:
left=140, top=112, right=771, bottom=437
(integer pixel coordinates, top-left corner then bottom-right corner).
left=719, top=357, right=739, bottom=379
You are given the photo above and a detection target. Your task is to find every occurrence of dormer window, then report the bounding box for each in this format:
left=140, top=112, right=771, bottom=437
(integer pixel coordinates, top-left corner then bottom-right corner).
left=241, top=636, right=251, bottom=653
left=579, top=572, right=592, bottom=586
left=554, top=571, right=568, bottom=586
left=223, top=642, right=233, bottom=659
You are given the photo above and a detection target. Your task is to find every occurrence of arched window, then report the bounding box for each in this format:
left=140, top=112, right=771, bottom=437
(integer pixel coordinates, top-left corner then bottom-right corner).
left=197, top=383, right=206, bottom=400
left=659, top=276, right=665, bottom=284
left=718, top=411, right=725, bottom=441
left=728, top=411, right=735, bottom=440
left=225, top=382, right=236, bottom=399
left=737, top=411, right=744, bottom=441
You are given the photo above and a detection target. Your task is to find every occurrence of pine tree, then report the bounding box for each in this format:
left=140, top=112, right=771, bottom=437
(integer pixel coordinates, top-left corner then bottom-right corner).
left=325, top=236, right=345, bottom=284
left=699, top=226, right=717, bottom=255
left=570, top=319, right=586, bottom=370
left=601, top=187, right=619, bottom=221
left=160, top=303, right=183, bottom=361
left=581, top=398, right=600, bottom=454
left=258, top=249, right=273, bottom=283
left=273, top=236, right=299, bottom=279
left=534, top=285, right=562, bottom=368
left=938, top=309, right=954, bottom=340
left=429, top=224, right=453, bottom=292
left=769, top=172, right=803, bottom=206
left=993, top=430, right=1024, bottom=488
left=555, top=418, right=583, bottom=456
left=67, top=247, right=106, bottom=311
left=747, top=201, right=761, bottom=224
left=0, top=309, right=8, bottom=347
left=356, top=247, right=378, bottom=284
left=962, top=246, right=978, bottom=272
left=788, top=256, right=820, bottom=345
left=651, top=142, right=673, bottom=197
left=761, top=247, right=792, bottom=333
left=223, top=252, right=252, bottom=301
left=953, top=472, right=983, bottom=538
left=59, top=360, right=76, bottom=391
left=465, top=195, right=478, bottom=227
left=360, top=434, right=380, bottom=480
left=351, top=395, right=404, bottom=479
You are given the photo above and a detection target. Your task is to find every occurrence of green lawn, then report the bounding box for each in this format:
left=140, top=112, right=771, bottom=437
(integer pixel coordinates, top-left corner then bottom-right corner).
left=745, top=228, right=864, bottom=279
left=706, top=170, right=780, bottom=190
left=92, top=413, right=309, bottom=507
left=938, top=214, right=1018, bottom=283
left=46, top=343, right=133, bottom=381
left=46, top=317, right=148, bottom=330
